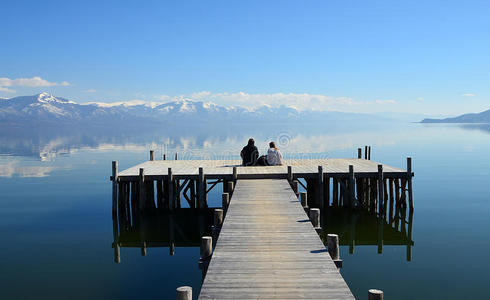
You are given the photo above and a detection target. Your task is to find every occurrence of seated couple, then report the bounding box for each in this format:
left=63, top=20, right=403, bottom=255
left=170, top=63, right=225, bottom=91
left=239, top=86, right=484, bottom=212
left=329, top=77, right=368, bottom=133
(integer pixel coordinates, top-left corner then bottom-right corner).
left=240, top=138, right=283, bottom=166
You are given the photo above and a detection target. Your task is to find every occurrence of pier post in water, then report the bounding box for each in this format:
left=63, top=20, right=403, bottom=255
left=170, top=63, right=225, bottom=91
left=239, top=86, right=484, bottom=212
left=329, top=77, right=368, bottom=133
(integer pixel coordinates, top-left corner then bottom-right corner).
left=327, top=234, right=342, bottom=268
left=309, top=208, right=321, bottom=233
left=201, top=236, right=212, bottom=260
left=168, top=168, right=174, bottom=210
left=226, top=181, right=234, bottom=197
left=214, top=209, right=224, bottom=228
left=318, top=166, right=324, bottom=209
left=300, top=192, right=309, bottom=213
left=407, top=157, right=414, bottom=209
left=111, top=161, right=118, bottom=217
left=222, top=192, right=230, bottom=210
left=149, top=150, right=154, bottom=161
left=138, top=168, right=145, bottom=211
left=378, top=165, right=384, bottom=214
left=348, top=165, right=355, bottom=207
left=176, top=286, right=192, bottom=300
left=368, top=289, right=384, bottom=300
left=198, top=167, right=205, bottom=208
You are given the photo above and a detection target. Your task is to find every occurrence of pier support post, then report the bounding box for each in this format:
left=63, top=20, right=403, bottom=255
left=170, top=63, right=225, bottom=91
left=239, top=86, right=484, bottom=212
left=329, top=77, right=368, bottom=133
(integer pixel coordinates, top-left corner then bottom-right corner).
left=292, top=180, right=299, bottom=197
left=348, top=165, right=355, bottom=207
left=287, top=166, right=292, bottom=183
left=198, top=167, right=205, bottom=208
left=358, top=148, right=362, bottom=159
left=163, top=154, right=166, bottom=160
left=378, top=165, right=384, bottom=214
left=222, top=193, right=230, bottom=211
left=364, top=146, right=368, bottom=159
left=318, top=166, right=324, bottom=210
left=233, top=166, right=237, bottom=182
left=200, top=236, right=212, bottom=260
left=176, top=286, right=192, bottom=300
left=300, top=192, right=309, bottom=213
left=214, top=209, right=224, bottom=228
left=175, top=153, right=178, bottom=160
left=368, top=289, right=384, bottom=300
left=150, top=150, right=154, bottom=161
left=138, top=168, right=145, bottom=211
left=309, top=208, right=321, bottom=233
left=112, top=161, right=118, bottom=217
left=226, top=181, right=234, bottom=197
left=168, top=168, right=174, bottom=210
left=368, top=146, right=371, bottom=160
left=327, top=234, right=342, bottom=268
left=407, top=157, right=414, bottom=209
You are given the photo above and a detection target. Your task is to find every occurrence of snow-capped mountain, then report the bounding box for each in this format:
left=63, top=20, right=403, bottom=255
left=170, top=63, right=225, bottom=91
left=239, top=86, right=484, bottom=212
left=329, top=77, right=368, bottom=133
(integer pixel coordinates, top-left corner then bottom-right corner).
left=0, top=92, right=393, bottom=126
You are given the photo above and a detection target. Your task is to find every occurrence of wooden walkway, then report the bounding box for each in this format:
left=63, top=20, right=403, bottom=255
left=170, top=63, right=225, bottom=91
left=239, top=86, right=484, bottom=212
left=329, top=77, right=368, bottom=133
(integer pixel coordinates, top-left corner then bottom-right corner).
left=198, top=179, right=355, bottom=299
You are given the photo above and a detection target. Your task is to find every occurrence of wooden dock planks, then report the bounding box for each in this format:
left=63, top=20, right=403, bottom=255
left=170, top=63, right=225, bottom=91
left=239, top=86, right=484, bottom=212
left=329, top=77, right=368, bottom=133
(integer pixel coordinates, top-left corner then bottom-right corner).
left=198, top=179, right=355, bottom=299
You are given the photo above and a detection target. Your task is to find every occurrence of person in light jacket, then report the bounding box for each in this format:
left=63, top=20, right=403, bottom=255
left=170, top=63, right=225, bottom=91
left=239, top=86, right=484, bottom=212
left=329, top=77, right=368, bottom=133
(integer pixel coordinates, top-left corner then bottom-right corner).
left=266, top=141, right=283, bottom=166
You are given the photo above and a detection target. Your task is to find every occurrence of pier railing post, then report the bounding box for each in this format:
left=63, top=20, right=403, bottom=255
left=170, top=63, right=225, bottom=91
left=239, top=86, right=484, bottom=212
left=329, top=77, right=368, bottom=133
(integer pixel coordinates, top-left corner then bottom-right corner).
left=198, top=167, right=205, bottom=208
left=150, top=150, right=154, bottom=161
left=368, top=146, right=371, bottom=160
left=222, top=192, right=230, bottom=211
left=348, top=165, right=355, bottom=207
left=176, top=286, right=192, bottom=300
left=368, top=289, right=384, bottom=300
left=358, top=148, right=362, bottom=159
left=138, top=168, right=145, bottom=211
left=175, top=153, right=178, bottom=160
left=168, top=168, right=174, bottom=210
left=287, top=165, right=292, bottom=183
left=364, top=146, right=368, bottom=159
left=309, top=208, right=321, bottom=233
left=378, top=165, right=384, bottom=214
left=226, top=181, right=234, bottom=197
left=163, top=154, right=166, bottom=160
left=292, top=180, right=299, bottom=197
left=327, top=234, right=342, bottom=268
left=233, top=166, right=237, bottom=182
left=407, top=157, right=414, bottom=209
left=112, top=161, right=118, bottom=217
left=214, top=208, right=224, bottom=227
left=200, top=236, right=212, bottom=260
left=300, top=192, right=308, bottom=212
left=318, top=166, right=324, bottom=210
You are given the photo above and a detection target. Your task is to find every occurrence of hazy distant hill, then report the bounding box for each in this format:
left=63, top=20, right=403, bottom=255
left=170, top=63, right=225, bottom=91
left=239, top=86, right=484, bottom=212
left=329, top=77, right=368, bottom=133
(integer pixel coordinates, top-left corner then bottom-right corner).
left=0, top=92, right=403, bottom=127
left=421, top=109, right=490, bottom=123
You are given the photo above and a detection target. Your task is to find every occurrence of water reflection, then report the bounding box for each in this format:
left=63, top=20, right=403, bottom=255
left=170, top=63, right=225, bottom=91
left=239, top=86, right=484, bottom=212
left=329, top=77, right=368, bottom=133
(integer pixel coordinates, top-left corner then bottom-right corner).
left=321, top=207, right=414, bottom=261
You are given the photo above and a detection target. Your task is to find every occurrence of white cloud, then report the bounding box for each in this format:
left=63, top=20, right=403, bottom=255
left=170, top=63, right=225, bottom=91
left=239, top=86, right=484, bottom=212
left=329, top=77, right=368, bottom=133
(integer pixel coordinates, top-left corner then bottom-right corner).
left=84, top=89, right=96, bottom=93
left=159, top=91, right=358, bottom=111
left=0, top=87, right=15, bottom=93
left=375, top=99, right=396, bottom=104
left=0, top=76, right=71, bottom=87
left=461, top=93, right=476, bottom=97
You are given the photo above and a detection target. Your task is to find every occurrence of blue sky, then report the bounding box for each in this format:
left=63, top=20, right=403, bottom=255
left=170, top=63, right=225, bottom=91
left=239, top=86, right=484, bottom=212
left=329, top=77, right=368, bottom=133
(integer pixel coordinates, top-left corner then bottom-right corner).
left=1, top=0, right=489, bottom=115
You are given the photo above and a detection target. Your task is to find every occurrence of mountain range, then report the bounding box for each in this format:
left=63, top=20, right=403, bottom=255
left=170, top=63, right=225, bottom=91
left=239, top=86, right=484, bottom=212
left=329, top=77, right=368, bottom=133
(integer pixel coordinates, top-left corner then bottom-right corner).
left=421, top=109, right=490, bottom=123
left=0, top=92, right=396, bottom=126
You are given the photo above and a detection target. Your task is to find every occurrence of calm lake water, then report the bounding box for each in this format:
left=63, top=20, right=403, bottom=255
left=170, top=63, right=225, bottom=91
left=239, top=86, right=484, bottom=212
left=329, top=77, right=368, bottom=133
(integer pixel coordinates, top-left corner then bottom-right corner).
left=1, top=122, right=489, bottom=299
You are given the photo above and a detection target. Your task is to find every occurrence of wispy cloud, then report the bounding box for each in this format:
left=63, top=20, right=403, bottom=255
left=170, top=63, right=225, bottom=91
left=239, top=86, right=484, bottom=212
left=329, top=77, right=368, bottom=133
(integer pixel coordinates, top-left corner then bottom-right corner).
left=375, top=99, right=396, bottom=104
left=0, top=76, right=70, bottom=88
left=461, top=93, right=476, bottom=97
left=84, top=89, right=96, bottom=93
left=0, top=87, right=15, bottom=93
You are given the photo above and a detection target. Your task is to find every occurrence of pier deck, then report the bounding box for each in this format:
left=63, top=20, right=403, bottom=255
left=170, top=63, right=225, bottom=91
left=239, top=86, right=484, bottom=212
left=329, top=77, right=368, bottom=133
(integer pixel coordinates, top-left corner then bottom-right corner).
left=117, top=158, right=408, bottom=180
left=198, top=179, right=355, bottom=299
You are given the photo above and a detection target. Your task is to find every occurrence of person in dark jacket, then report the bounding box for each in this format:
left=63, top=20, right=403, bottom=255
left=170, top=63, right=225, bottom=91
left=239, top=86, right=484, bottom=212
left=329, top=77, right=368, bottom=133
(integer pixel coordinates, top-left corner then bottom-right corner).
left=241, top=138, right=259, bottom=166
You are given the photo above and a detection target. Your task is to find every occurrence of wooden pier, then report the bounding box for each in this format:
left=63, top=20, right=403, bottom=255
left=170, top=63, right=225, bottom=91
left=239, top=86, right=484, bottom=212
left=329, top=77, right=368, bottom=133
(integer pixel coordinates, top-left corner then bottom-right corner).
left=110, top=148, right=414, bottom=298
left=199, top=179, right=354, bottom=299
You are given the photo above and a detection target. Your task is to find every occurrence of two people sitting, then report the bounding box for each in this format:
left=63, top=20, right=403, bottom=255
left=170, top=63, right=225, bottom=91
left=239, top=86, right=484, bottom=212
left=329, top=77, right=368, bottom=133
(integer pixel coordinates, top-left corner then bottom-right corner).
left=240, top=138, right=283, bottom=166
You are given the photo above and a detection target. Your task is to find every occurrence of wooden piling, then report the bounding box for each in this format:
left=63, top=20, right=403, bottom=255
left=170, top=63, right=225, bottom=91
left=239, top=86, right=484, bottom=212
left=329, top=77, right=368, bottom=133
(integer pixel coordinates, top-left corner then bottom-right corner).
left=292, top=180, right=299, bottom=197
left=222, top=192, right=230, bottom=210
left=175, top=153, right=178, bottom=160
left=163, top=154, right=166, bottom=160
left=327, top=233, right=342, bottom=268
left=324, top=176, right=330, bottom=207
left=168, top=168, right=174, bottom=210
left=233, top=166, right=237, bottom=182
left=368, top=289, right=384, bottom=300
left=300, top=192, right=307, bottom=207
left=333, top=178, right=339, bottom=207
left=214, top=209, right=224, bottom=227
left=287, top=165, right=293, bottom=183
left=149, top=150, right=154, bottom=161
left=309, top=208, right=321, bottom=232
left=348, top=165, right=355, bottom=207
left=112, top=161, right=118, bottom=216
left=378, top=165, right=384, bottom=214
left=364, top=146, right=368, bottom=159
left=201, top=236, right=212, bottom=259
left=227, top=181, right=234, bottom=197
left=138, top=168, right=145, bottom=211
left=368, top=146, right=371, bottom=160
left=176, top=286, right=192, bottom=300
left=407, top=157, right=414, bottom=209
left=318, top=166, right=324, bottom=209
left=198, top=167, right=205, bottom=208
left=358, top=148, right=362, bottom=159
